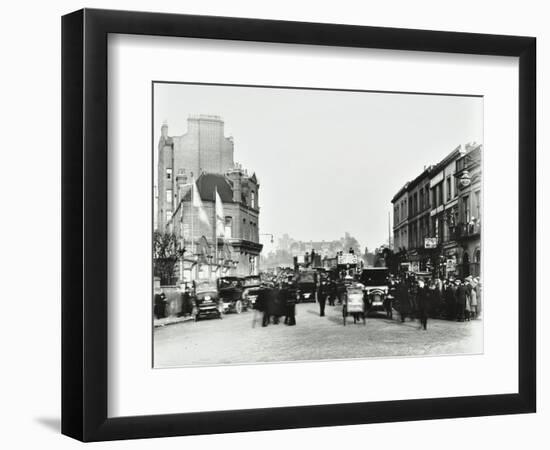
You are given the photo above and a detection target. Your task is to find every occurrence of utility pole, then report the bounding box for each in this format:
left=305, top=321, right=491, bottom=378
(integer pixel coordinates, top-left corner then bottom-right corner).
left=388, top=211, right=392, bottom=250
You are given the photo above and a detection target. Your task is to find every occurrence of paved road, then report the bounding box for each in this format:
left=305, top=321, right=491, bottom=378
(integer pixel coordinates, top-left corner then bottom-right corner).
left=154, top=302, right=483, bottom=368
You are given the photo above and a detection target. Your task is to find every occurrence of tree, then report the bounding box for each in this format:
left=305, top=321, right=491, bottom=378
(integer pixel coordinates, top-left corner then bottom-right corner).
left=342, top=232, right=361, bottom=256
left=364, top=246, right=375, bottom=266
left=378, top=247, right=399, bottom=274
left=153, top=230, right=185, bottom=285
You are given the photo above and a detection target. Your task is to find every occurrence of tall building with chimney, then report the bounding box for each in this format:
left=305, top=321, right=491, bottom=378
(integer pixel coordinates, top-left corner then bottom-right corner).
left=156, top=115, right=262, bottom=280
left=157, top=115, right=235, bottom=230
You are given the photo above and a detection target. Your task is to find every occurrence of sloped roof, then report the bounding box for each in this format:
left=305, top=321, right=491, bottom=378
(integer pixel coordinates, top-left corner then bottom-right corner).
left=182, top=173, right=234, bottom=203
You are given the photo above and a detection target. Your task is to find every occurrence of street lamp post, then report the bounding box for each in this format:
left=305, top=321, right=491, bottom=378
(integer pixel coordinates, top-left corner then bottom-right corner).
left=260, top=233, right=274, bottom=244
left=206, top=254, right=213, bottom=279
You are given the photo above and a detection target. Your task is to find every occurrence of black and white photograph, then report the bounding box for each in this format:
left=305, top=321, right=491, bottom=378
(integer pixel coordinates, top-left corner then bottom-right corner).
left=152, top=82, right=484, bottom=368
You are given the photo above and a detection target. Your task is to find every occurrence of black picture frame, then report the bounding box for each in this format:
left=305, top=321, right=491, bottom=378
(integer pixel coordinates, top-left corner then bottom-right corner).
left=62, top=8, right=536, bottom=442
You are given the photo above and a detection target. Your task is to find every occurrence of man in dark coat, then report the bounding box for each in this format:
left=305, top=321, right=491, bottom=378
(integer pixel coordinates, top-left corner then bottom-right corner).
left=179, top=285, right=192, bottom=317
left=455, top=280, right=467, bottom=322
left=255, top=288, right=271, bottom=327
left=282, top=285, right=296, bottom=326
left=444, top=281, right=456, bottom=320
left=397, top=281, right=412, bottom=322
left=154, top=288, right=167, bottom=319
left=317, top=278, right=329, bottom=317
left=417, top=280, right=430, bottom=330
left=328, top=279, right=336, bottom=306
left=270, top=287, right=286, bottom=325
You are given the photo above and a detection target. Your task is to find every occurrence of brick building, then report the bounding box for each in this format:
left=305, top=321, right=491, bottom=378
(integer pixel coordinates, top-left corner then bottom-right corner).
left=390, top=142, right=482, bottom=279
left=157, top=115, right=262, bottom=281
left=157, top=115, right=234, bottom=230
left=406, top=166, right=434, bottom=272
left=429, top=145, right=464, bottom=277
left=392, top=183, right=409, bottom=252
left=453, top=143, right=482, bottom=277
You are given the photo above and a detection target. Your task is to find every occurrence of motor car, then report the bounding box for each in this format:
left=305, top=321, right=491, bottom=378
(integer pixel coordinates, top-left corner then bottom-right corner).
left=218, top=276, right=246, bottom=314
left=360, top=267, right=391, bottom=317
left=192, top=279, right=222, bottom=320
left=295, top=269, right=317, bottom=302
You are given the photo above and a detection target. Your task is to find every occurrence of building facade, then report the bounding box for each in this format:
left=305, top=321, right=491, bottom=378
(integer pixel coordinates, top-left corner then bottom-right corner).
left=429, top=145, right=464, bottom=278
left=157, top=115, right=262, bottom=281
left=406, top=167, right=433, bottom=272
left=392, top=183, right=409, bottom=253
left=390, top=142, right=482, bottom=280
left=157, top=115, right=235, bottom=230
left=453, top=143, right=482, bottom=277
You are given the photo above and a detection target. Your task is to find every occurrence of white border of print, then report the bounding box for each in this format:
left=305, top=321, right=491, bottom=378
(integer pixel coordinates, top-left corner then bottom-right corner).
left=107, top=34, right=518, bottom=418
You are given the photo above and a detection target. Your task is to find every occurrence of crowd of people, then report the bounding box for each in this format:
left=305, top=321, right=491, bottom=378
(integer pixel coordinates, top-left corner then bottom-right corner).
left=392, top=274, right=482, bottom=330
left=254, top=282, right=297, bottom=327
left=154, top=271, right=482, bottom=332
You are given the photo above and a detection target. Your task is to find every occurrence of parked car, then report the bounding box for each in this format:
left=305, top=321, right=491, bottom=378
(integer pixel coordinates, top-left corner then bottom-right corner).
left=192, top=280, right=222, bottom=320
left=218, top=277, right=246, bottom=314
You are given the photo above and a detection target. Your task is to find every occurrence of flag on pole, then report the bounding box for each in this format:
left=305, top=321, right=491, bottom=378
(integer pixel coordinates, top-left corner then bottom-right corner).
left=193, top=181, right=211, bottom=228
left=215, top=187, right=225, bottom=238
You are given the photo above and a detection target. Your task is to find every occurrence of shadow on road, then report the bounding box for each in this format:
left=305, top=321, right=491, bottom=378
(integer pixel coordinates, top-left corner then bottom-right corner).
left=326, top=314, right=344, bottom=325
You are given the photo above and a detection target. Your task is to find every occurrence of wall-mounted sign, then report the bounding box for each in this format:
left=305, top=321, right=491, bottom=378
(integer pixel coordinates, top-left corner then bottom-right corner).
left=459, top=170, right=472, bottom=188
left=424, top=237, right=437, bottom=249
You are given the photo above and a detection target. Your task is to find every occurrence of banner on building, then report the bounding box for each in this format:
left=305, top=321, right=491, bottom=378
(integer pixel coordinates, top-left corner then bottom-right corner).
left=193, top=182, right=211, bottom=228
left=215, top=187, right=225, bottom=238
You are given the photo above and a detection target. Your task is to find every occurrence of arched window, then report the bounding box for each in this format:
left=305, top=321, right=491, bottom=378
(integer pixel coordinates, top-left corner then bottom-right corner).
left=462, top=251, right=470, bottom=278
left=473, top=248, right=481, bottom=277
left=251, top=191, right=256, bottom=209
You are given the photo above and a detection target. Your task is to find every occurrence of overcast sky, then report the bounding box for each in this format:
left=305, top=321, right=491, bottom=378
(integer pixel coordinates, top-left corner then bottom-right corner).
left=153, top=82, right=483, bottom=253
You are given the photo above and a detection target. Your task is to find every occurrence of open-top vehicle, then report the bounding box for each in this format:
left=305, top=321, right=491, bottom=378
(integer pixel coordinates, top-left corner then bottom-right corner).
left=218, top=276, right=246, bottom=314
left=192, top=279, right=222, bottom=320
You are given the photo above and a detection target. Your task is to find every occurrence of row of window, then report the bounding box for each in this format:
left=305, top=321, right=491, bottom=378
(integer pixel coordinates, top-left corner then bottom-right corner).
left=401, top=189, right=481, bottom=248
left=224, top=217, right=258, bottom=241
left=395, top=175, right=464, bottom=224
left=432, top=175, right=458, bottom=209
left=164, top=212, right=258, bottom=241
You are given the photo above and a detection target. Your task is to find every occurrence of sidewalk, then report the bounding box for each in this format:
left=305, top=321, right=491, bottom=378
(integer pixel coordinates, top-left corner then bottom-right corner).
left=154, top=315, right=194, bottom=328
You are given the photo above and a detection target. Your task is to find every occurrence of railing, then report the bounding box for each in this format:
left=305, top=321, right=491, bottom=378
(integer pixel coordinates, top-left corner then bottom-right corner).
left=450, top=221, right=481, bottom=239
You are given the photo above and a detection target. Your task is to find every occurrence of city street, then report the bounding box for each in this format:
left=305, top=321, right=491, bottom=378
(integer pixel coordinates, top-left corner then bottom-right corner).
left=154, top=302, right=483, bottom=367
